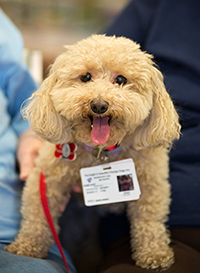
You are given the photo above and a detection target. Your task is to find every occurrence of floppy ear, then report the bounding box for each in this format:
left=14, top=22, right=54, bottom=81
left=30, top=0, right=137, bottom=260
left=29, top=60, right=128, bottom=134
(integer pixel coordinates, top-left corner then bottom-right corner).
left=22, top=73, right=71, bottom=144
left=133, top=66, right=181, bottom=149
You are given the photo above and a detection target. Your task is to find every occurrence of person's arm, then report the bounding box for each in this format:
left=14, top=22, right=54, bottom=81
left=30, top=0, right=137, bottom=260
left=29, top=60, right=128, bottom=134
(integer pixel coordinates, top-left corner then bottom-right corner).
left=0, top=9, right=43, bottom=180
left=0, top=8, right=37, bottom=136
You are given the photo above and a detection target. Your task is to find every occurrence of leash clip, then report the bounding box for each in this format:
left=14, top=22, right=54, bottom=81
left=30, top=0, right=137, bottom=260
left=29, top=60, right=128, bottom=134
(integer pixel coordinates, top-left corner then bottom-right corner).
left=92, top=147, right=109, bottom=162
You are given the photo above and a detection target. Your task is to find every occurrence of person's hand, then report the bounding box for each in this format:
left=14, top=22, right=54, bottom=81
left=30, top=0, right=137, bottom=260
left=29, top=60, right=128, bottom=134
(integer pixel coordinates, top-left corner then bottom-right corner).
left=17, top=129, right=82, bottom=212
left=17, top=129, right=44, bottom=180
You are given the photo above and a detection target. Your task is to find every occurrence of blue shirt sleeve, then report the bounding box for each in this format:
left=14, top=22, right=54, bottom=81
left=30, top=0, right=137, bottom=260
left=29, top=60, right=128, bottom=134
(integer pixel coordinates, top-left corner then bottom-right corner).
left=0, top=8, right=37, bottom=136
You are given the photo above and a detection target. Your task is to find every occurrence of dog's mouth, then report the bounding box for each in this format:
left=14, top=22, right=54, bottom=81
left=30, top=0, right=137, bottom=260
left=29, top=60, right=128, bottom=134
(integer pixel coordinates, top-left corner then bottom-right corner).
left=89, top=115, right=112, bottom=145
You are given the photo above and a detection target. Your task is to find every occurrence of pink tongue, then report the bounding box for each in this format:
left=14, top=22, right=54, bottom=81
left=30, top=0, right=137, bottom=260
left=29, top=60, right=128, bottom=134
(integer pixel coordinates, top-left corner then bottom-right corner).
left=91, top=116, right=110, bottom=145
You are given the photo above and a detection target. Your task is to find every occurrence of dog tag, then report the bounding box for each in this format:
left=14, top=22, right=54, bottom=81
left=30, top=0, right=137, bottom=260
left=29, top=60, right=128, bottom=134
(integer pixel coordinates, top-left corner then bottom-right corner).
left=80, top=159, right=141, bottom=206
left=92, top=147, right=108, bottom=161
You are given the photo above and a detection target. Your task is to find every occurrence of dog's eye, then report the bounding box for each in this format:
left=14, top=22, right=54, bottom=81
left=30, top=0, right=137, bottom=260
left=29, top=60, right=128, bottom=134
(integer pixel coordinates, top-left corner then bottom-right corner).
left=80, top=72, right=92, bottom=82
left=115, top=75, right=127, bottom=85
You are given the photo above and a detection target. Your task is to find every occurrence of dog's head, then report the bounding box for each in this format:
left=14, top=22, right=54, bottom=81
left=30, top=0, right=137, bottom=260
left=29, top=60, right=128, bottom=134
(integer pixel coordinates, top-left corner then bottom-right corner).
left=23, top=35, right=180, bottom=149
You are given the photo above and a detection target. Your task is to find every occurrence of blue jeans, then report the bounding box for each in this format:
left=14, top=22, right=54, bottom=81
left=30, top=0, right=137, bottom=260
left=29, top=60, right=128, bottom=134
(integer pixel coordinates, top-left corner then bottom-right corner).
left=0, top=243, right=77, bottom=273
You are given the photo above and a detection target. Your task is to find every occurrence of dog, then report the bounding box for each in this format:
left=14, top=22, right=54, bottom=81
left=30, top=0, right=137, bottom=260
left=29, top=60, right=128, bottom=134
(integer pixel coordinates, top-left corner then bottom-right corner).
left=5, top=35, right=180, bottom=270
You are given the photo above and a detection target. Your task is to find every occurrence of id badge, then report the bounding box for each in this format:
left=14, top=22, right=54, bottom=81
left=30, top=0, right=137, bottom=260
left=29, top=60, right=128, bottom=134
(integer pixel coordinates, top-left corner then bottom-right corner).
left=80, top=159, right=141, bottom=206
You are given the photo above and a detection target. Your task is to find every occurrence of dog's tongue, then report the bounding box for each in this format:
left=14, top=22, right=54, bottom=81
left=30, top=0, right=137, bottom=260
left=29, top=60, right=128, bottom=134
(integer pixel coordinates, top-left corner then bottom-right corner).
left=91, top=116, right=110, bottom=145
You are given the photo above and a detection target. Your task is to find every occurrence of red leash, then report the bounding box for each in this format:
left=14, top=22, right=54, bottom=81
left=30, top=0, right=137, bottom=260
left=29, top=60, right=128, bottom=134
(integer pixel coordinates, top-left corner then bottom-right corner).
left=40, top=172, right=71, bottom=273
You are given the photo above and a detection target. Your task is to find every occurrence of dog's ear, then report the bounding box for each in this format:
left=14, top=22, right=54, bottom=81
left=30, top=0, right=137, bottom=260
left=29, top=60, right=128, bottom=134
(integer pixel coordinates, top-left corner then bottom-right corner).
left=22, top=73, right=71, bottom=144
left=133, top=66, right=181, bottom=149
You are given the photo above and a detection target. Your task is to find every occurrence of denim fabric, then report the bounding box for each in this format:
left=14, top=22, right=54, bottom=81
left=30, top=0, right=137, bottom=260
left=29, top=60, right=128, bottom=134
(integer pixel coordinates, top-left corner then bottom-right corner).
left=0, top=243, right=77, bottom=273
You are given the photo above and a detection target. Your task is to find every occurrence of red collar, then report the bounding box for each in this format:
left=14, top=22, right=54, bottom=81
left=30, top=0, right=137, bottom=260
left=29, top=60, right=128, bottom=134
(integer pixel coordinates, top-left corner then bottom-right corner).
left=105, top=144, right=118, bottom=151
left=54, top=143, right=119, bottom=161
left=84, top=143, right=118, bottom=151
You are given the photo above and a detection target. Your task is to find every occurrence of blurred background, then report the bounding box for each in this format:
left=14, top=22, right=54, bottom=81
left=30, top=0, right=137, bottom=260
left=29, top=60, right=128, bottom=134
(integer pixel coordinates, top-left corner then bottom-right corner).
left=1, top=0, right=128, bottom=81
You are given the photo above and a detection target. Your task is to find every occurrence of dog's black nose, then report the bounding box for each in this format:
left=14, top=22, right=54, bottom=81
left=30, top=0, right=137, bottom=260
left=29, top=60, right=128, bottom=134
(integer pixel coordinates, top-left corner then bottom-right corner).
left=90, top=101, right=109, bottom=114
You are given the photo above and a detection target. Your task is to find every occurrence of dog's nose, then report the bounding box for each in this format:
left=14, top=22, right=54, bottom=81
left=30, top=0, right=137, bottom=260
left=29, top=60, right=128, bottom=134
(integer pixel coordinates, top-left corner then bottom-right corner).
left=90, top=101, right=109, bottom=114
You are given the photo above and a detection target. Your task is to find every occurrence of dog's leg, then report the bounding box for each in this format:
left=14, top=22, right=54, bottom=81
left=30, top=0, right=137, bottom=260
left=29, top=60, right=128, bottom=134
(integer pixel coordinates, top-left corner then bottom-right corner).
left=127, top=150, right=174, bottom=270
left=127, top=195, right=174, bottom=271
left=4, top=166, right=68, bottom=258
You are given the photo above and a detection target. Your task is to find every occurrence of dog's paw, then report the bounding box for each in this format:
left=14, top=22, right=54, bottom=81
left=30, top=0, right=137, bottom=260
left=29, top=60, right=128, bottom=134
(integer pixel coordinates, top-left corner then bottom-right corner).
left=4, top=239, right=48, bottom=259
left=133, top=246, right=174, bottom=271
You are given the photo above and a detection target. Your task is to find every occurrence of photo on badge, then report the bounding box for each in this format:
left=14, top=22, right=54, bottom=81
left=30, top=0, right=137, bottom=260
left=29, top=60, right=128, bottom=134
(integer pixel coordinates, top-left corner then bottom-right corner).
left=117, top=174, right=134, bottom=192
